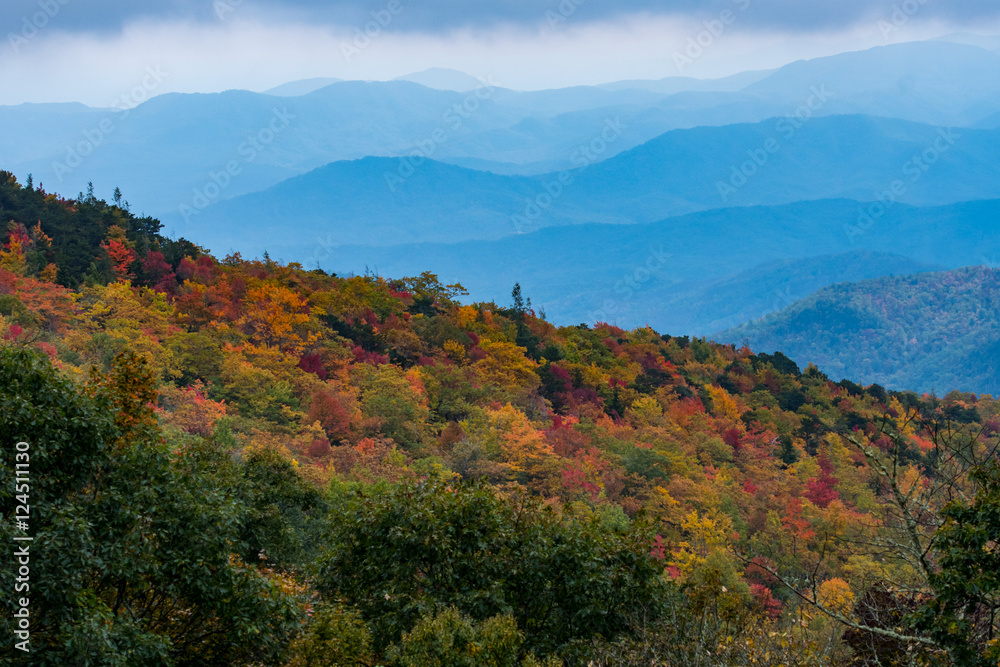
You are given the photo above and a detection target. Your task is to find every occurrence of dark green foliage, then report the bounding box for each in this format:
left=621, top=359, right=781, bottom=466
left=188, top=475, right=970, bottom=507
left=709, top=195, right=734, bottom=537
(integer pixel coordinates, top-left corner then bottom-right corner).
left=941, top=400, right=980, bottom=424
left=838, top=379, right=865, bottom=397
left=0, top=294, right=35, bottom=327
left=321, top=313, right=386, bottom=353
left=604, top=384, right=626, bottom=418
left=284, top=604, right=375, bottom=667
left=411, top=314, right=471, bottom=352
left=0, top=172, right=197, bottom=288
left=0, top=346, right=302, bottom=665
left=316, top=479, right=667, bottom=658
left=421, top=363, right=487, bottom=423
left=911, top=462, right=1000, bottom=665
left=540, top=343, right=565, bottom=363
left=754, top=351, right=801, bottom=377
left=631, top=368, right=673, bottom=395
left=397, top=272, right=469, bottom=316
left=778, top=435, right=798, bottom=466
left=386, top=607, right=524, bottom=667
left=776, top=388, right=807, bottom=412
left=866, top=383, right=889, bottom=405
left=621, top=446, right=673, bottom=481
left=509, top=283, right=541, bottom=359
left=235, top=447, right=328, bottom=571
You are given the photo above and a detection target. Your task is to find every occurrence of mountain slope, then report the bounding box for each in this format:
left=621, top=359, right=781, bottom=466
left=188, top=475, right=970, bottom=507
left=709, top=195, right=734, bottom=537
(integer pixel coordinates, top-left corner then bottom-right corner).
left=182, top=157, right=554, bottom=251
left=263, top=77, right=343, bottom=96
left=715, top=267, right=1000, bottom=394
left=596, top=69, right=774, bottom=94
left=394, top=68, right=485, bottom=91
left=183, top=116, right=1000, bottom=250
left=743, top=41, right=1000, bottom=126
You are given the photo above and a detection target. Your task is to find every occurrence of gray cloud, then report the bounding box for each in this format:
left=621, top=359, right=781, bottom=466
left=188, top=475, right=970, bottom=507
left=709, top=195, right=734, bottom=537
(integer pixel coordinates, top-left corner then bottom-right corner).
left=4, top=0, right=1000, bottom=35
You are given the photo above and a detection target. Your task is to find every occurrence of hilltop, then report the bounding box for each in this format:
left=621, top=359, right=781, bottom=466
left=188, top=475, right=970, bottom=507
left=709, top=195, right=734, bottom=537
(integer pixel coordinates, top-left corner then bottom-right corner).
left=718, top=266, right=1000, bottom=394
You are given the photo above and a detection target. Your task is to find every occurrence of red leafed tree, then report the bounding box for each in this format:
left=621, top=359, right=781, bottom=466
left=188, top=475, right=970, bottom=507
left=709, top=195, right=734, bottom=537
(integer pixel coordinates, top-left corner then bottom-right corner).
left=101, top=238, right=136, bottom=281
left=298, top=353, right=327, bottom=379
left=750, top=583, right=783, bottom=620
left=805, top=452, right=840, bottom=508
left=307, top=437, right=333, bottom=460
left=143, top=250, right=177, bottom=294
left=177, top=255, right=216, bottom=284
left=307, top=389, right=353, bottom=442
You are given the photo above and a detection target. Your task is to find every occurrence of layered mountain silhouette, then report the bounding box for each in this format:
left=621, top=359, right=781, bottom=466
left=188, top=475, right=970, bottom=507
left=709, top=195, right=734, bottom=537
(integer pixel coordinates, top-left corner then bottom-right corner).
left=182, top=116, right=1000, bottom=252
left=5, top=40, right=1000, bottom=221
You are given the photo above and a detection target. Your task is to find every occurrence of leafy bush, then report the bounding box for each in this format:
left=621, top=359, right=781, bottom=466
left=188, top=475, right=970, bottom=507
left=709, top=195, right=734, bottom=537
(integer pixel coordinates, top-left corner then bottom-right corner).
left=285, top=604, right=375, bottom=667
left=386, top=606, right=522, bottom=667
left=316, top=479, right=667, bottom=658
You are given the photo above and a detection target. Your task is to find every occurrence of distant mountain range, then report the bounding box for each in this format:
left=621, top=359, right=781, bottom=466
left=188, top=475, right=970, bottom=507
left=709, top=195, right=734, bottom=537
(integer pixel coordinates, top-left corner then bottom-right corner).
left=715, top=266, right=1000, bottom=395
left=263, top=78, right=343, bottom=96
left=183, top=115, right=1000, bottom=253
left=393, top=68, right=488, bottom=92
left=5, top=40, right=1000, bottom=223
left=271, top=197, right=998, bottom=336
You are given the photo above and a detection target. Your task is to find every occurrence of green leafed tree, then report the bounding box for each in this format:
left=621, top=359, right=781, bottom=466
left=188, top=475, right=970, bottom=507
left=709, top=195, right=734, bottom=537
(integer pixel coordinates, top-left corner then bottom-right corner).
left=0, top=346, right=303, bottom=666
left=315, top=478, right=667, bottom=660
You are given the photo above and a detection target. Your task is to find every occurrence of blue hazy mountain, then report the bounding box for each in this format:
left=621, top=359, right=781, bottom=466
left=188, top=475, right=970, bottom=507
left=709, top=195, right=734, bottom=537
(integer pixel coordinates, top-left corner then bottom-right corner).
left=394, top=68, right=487, bottom=91
left=714, top=266, right=1000, bottom=395
left=5, top=40, right=1000, bottom=221
left=595, top=70, right=774, bottom=94
left=189, top=197, right=999, bottom=336
left=181, top=115, right=1000, bottom=254
left=935, top=33, right=1000, bottom=52
left=0, top=103, right=109, bottom=172
left=742, top=41, right=1000, bottom=127
left=263, top=78, right=343, bottom=96
left=976, top=112, right=1000, bottom=129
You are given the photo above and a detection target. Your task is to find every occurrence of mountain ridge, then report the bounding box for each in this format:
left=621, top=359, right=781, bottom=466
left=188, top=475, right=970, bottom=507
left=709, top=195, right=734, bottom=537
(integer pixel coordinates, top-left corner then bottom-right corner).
left=715, top=266, right=1000, bottom=394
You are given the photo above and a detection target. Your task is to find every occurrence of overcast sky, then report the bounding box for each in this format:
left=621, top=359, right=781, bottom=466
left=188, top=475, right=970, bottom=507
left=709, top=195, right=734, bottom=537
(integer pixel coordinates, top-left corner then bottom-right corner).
left=3, top=0, right=1000, bottom=106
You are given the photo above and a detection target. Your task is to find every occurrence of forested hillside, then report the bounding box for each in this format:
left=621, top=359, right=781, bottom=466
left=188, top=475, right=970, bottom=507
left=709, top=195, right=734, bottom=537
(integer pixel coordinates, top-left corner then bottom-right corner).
left=3, top=172, right=1000, bottom=665
left=719, top=267, right=1000, bottom=395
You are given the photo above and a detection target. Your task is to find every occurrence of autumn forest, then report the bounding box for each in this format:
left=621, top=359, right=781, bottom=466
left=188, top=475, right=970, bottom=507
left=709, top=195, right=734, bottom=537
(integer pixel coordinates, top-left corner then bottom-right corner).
left=3, top=172, right=1000, bottom=666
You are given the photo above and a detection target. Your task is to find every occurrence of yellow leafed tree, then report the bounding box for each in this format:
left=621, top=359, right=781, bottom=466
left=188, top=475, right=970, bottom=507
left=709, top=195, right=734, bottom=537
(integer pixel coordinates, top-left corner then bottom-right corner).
left=238, top=282, right=318, bottom=354
left=473, top=338, right=540, bottom=397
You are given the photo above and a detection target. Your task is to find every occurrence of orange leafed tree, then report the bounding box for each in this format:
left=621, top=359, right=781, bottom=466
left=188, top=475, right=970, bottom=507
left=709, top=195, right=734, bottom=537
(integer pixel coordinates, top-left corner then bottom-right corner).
left=237, top=282, right=318, bottom=354
left=101, top=225, right=137, bottom=281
